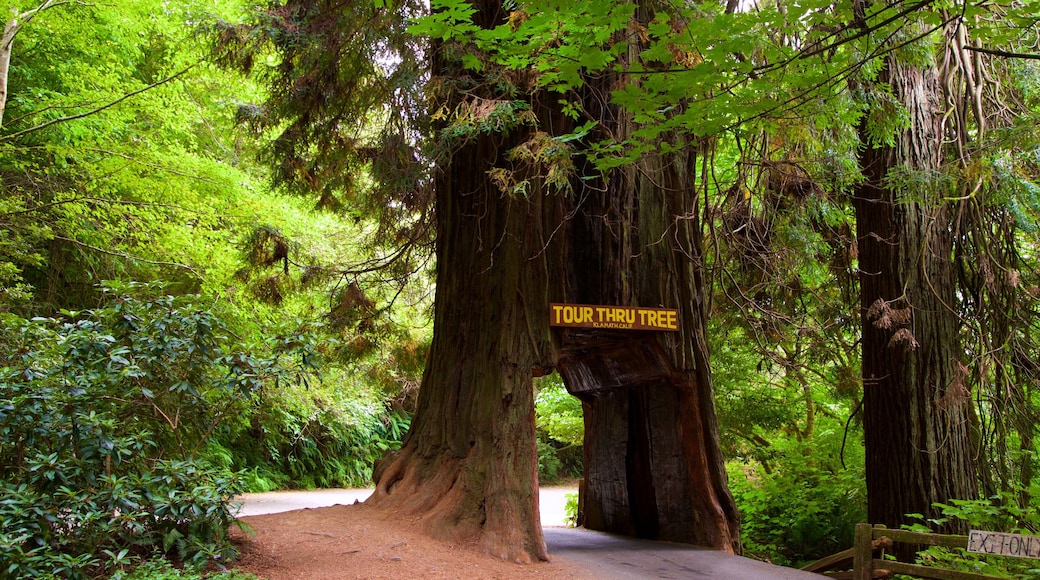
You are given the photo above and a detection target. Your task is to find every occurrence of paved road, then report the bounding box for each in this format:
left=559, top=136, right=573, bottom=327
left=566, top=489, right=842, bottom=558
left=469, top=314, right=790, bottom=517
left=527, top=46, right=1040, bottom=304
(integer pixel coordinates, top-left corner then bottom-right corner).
left=235, top=487, right=574, bottom=527
left=544, top=528, right=821, bottom=579
left=235, top=488, right=822, bottom=579
left=234, top=488, right=374, bottom=518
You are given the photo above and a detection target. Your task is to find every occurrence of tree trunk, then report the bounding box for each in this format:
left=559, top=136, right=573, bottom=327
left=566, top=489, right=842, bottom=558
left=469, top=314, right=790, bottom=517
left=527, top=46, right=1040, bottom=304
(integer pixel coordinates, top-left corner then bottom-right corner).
left=367, top=1, right=560, bottom=564
left=555, top=58, right=740, bottom=547
left=371, top=0, right=739, bottom=560
left=1, top=15, right=19, bottom=129
left=368, top=130, right=557, bottom=563
left=1, top=2, right=62, bottom=131
left=853, top=33, right=978, bottom=533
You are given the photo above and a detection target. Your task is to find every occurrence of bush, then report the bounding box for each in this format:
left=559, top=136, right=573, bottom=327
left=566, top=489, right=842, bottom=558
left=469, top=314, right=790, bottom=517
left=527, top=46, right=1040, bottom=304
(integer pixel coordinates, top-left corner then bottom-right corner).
left=563, top=492, right=579, bottom=527
left=906, top=491, right=1040, bottom=579
left=0, top=462, right=243, bottom=577
left=223, top=381, right=411, bottom=490
left=728, top=425, right=866, bottom=567
left=0, top=285, right=276, bottom=577
left=115, top=558, right=260, bottom=579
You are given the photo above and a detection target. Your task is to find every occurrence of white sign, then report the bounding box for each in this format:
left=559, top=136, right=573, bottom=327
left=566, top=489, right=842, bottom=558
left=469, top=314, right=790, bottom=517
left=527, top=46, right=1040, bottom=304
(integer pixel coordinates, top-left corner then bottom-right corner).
left=968, top=530, right=1040, bottom=559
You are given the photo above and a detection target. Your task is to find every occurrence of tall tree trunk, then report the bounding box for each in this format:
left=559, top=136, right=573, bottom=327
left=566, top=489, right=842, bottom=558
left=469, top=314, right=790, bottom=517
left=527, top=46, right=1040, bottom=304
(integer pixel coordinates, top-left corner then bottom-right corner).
left=553, top=19, right=740, bottom=544
left=557, top=142, right=739, bottom=550
left=368, top=128, right=557, bottom=563
left=853, top=28, right=978, bottom=533
left=368, top=0, right=560, bottom=564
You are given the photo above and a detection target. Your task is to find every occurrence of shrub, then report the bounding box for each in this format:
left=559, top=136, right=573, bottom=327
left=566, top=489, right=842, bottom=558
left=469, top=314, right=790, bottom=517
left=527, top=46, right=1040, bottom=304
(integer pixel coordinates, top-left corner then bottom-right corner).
left=114, top=558, right=260, bottom=579
left=563, top=492, right=579, bottom=527
left=536, top=437, right=565, bottom=482
left=0, top=284, right=284, bottom=577
left=906, top=491, right=1040, bottom=579
left=222, top=379, right=411, bottom=490
left=728, top=425, right=866, bottom=567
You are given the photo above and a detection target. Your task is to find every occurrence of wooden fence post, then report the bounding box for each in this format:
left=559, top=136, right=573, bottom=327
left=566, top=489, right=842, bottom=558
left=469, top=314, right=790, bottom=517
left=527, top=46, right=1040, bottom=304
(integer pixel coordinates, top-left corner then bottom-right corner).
left=853, top=523, right=874, bottom=580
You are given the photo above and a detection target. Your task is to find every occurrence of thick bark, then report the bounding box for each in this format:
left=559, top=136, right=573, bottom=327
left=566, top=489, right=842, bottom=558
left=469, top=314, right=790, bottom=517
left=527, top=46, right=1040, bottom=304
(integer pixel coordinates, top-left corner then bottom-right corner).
left=370, top=0, right=738, bottom=560
left=546, top=0, right=739, bottom=549
left=853, top=43, right=978, bottom=533
left=368, top=129, right=558, bottom=562
left=367, top=1, right=559, bottom=563
left=556, top=129, right=739, bottom=550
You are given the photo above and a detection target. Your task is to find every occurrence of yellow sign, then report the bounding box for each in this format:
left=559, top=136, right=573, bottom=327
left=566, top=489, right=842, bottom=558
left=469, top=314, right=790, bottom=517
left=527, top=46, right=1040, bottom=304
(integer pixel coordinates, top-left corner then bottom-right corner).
left=549, top=303, right=679, bottom=332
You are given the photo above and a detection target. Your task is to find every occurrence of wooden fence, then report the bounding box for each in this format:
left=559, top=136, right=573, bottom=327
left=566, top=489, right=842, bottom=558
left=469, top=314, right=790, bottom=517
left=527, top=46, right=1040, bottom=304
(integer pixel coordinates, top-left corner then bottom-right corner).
left=802, top=523, right=1008, bottom=580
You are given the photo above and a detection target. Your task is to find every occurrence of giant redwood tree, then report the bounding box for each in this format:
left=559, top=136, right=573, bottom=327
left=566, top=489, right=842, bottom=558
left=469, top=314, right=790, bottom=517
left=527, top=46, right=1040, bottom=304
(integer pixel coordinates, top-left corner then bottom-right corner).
left=550, top=0, right=739, bottom=549
left=370, top=0, right=739, bottom=559
left=365, top=3, right=562, bottom=561
left=556, top=134, right=739, bottom=550
left=215, top=0, right=743, bottom=562
left=852, top=16, right=978, bottom=532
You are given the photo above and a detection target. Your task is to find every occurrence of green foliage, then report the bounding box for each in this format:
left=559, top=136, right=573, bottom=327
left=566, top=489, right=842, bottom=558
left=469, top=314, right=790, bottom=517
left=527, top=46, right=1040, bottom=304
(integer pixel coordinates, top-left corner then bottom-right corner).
left=0, top=286, right=258, bottom=577
left=563, top=491, right=579, bottom=528
left=115, top=558, right=260, bottom=580
left=206, top=0, right=432, bottom=274
left=412, top=0, right=901, bottom=166
left=0, top=7, right=423, bottom=567
left=0, top=277, right=418, bottom=576
left=535, top=375, right=583, bottom=447
left=437, top=99, right=537, bottom=144
left=905, top=492, right=1040, bottom=579
left=0, top=282, right=411, bottom=573
left=858, top=86, right=911, bottom=148
left=534, top=375, right=583, bottom=483
left=536, top=437, right=566, bottom=484
left=712, top=326, right=801, bottom=459
left=727, top=422, right=866, bottom=567
left=0, top=0, right=272, bottom=315
left=224, top=375, right=412, bottom=490
left=0, top=0, right=425, bottom=504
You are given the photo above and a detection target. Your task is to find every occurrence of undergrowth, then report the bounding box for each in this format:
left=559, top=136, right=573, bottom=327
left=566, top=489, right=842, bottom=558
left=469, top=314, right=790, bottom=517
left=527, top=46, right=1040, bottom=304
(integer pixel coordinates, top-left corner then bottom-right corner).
left=0, top=281, right=413, bottom=576
left=0, top=285, right=287, bottom=576
left=727, top=422, right=866, bottom=567
left=905, top=490, right=1040, bottom=579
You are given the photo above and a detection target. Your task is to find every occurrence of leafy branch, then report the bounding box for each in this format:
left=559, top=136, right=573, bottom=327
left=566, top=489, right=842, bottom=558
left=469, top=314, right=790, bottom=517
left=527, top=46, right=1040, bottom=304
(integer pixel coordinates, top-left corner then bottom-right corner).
left=0, top=62, right=199, bottom=142
left=1, top=0, right=91, bottom=128
left=53, top=234, right=203, bottom=279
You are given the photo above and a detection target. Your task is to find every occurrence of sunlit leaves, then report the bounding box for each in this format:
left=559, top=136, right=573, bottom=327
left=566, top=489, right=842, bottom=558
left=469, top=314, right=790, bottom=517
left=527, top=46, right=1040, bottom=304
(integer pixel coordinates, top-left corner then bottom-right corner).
left=534, top=376, right=583, bottom=447
left=0, top=0, right=298, bottom=316
left=407, top=0, right=478, bottom=40
left=413, top=0, right=1038, bottom=177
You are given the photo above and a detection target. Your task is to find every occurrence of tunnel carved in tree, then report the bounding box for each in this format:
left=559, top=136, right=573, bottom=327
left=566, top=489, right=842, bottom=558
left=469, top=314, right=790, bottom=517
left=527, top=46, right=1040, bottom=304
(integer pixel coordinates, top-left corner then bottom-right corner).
left=556, top=331, right=739, bottom=552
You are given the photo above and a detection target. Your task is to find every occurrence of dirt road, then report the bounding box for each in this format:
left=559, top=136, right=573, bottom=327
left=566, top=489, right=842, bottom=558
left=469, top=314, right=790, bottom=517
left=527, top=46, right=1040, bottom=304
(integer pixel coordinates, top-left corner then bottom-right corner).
left=233, top=488, right=823, bottom=579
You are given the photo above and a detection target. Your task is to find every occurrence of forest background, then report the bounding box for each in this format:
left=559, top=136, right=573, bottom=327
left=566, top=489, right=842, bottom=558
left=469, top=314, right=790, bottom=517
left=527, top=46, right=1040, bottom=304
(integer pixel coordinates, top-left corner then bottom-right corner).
left=1, top=0, right=1040, bottom=578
